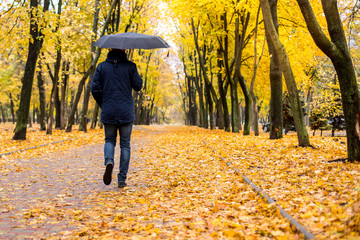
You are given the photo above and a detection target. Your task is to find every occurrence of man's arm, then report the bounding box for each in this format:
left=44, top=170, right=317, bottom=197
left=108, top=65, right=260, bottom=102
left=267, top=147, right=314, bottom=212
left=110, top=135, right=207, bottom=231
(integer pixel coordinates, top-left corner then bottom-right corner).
left=91, top=65, right=103, bottom=107
left=131, top=64, right=143, bottom=91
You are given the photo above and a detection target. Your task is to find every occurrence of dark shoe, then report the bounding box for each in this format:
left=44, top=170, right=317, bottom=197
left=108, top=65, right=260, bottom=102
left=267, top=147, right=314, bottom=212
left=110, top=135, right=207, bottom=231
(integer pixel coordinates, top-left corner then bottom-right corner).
left=103, top=163, right=113, bottom=185
left=118, top=182, right=127, bottom=188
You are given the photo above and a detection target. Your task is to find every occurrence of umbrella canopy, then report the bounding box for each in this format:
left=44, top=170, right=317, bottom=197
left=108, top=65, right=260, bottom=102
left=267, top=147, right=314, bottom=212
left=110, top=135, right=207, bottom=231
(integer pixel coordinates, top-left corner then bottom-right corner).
left=93, top=32, right=170, bottom=49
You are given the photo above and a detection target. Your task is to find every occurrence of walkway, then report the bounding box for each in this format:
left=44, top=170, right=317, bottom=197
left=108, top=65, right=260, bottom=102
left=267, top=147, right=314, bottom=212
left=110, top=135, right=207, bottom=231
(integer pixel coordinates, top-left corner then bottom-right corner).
left=0, top=126, right=301, bottom=239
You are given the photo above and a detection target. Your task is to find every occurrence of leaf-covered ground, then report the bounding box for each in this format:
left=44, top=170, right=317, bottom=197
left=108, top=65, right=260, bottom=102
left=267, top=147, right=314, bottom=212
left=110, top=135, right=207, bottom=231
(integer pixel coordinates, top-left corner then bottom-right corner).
left=0, top=125, right=359, bottom=239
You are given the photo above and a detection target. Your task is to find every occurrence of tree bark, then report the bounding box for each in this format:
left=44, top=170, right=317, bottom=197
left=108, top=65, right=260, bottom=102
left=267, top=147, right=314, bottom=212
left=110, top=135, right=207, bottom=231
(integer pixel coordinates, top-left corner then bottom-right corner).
left=79, top=69, right=94, bottom=132
left=37, top=59, right=46, bottom=130
left=191, top=19, right=217, bottom=129
left=46, top=50, right=62, bottom=134
left=193, top=54, right=205, bottom=128
left=80, top=0, right=100, bottom=132
left=55, top=88, right=61, bottom=128
left=60, top=61, right=69, bottom=130
left=260, top=0, right=310, bottom=146
left=234, top=11, right=251, bottom=135
left=9, top=93, right=15, bottom=124
left=32, top=103, right=36, bottom=124
left=66, top=0, right=118, bottom=132
left=250, top=6, right=265, bottom=136
left=305, top=86, right=313, bottom=126
left=221, top=13, right=240, bottom=133
left=296, top=0, right=360, bottom=161
left=265, top=0, right=283, bottom=139
left=13, top=0, right=50, bottom=140
left=90, top=103, right=100, bottom=129
left=217, top=48, right=230, bottom=132
left=0, top=103, right=5, bottom=123
left=47, top=0, right=62, bottom=135
left=188, top=76, right=197, bottom=125
left=135, top=52, right=152, bottom=125
left=181, top=49, right=198, bottom=126
left=28, top=114, right=32, bottom=128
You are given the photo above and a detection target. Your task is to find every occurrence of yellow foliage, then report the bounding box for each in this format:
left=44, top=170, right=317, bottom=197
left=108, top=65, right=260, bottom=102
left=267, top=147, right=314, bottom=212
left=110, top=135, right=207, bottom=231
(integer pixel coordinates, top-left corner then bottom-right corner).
left=2, top=125, right=356, bottom=238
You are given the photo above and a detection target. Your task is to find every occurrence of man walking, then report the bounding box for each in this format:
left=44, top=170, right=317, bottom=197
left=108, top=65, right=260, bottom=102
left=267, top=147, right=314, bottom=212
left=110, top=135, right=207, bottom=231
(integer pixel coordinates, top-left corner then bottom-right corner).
left=91, top=48, right=143, bottom=188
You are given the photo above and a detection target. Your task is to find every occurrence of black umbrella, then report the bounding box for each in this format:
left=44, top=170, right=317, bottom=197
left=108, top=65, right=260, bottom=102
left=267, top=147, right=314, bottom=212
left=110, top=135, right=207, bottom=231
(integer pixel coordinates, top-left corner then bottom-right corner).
left=93, top=32, right=170, bottom=49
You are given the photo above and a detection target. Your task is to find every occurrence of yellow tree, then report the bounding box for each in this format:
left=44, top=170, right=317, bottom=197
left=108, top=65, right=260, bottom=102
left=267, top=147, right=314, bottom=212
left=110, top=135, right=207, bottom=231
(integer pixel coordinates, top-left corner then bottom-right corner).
left=296, top=0, right=360, bottom=161
left=12, top=0, right=50, bottom=140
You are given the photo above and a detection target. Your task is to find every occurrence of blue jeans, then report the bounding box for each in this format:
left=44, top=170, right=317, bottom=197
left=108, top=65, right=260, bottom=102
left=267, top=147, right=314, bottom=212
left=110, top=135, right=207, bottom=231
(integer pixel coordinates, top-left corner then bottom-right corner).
left=104, top=122, right=133, bottom=183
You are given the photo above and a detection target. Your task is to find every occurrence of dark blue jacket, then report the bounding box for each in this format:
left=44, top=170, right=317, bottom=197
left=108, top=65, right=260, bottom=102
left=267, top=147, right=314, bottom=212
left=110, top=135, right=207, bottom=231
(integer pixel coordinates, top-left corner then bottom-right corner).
left=91, top=50, right=143, bottom=125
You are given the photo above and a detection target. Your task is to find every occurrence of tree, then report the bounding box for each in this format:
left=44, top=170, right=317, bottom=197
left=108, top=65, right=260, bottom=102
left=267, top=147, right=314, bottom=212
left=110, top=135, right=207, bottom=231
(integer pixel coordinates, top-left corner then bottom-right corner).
left=46, top=0, right=63, bottom=135
left=265, top=0, right=283, bottom=139
left=250, top=6, right=266, bottom=136
left=36, top=59, right=46, bottom=130
left=296, top=0, right=360, bottom=161
left=79, top=0, right=101, bottom=132
left=260, top=0, right=310, bottom=147
left=191, top=18, right=217, bottom=130
left=234, top=10, right=251, bottom=135
left=13, top=0, right=50, bottom=140
left=66, top=0, right=118, bottom=132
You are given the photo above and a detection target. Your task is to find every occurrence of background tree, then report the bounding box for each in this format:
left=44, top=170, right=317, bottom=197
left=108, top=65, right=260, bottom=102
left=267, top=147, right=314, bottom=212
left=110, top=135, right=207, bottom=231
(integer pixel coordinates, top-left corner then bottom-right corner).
left=65, top=0, right=118, bottom=132
left=266, top=0, right=283, bottom=139
left=46, top=0, right=63, bottom=135
left=13, top=0, right=50, bottom=140
left=260, top=0, right=310, bottom=147
left=296, top=0, right=360, bottom=161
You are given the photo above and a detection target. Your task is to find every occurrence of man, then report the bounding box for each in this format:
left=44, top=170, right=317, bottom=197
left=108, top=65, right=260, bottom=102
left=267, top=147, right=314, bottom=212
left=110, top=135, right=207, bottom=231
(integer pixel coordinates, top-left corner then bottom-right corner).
left=91, top=49, right=143, bottom=188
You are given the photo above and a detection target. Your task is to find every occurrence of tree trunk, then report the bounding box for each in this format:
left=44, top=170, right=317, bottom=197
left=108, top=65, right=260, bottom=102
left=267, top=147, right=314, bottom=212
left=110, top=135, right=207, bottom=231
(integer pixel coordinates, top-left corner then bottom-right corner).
left=66, top=0, right=118, bottom=132
left=12, top=0, right=50, bottom=139
left=217, top=49, right=230, bottom=132
left=193, top=55, right=205, bottom=128
left=221, top=12, right=240, bottom=133
left=188, top=76, right=198, bottom=125
left=37, top=60, right=46, bottom=130
left=9, top=93, right=15, bottom=124
left=191, top=19, right=217, bottom=130
left=60, top=61, right=69, bottom=130
left=219, top=13, right=238, bottom=132
left=260, top=0, right=310, bottom=146
left=265, top=0, right=283, bottom=139
left=32, top=103, right=36, bottom=124
left=28, top=114, right=32, bottom=128
left=250, top=6, right=264, bottom=136
left=79, top=69, right=94, bottom=132
left=91, top=103, right=100, bottom=129
left=296, top=0, right=360, bottom=161
left=47, top=48, right=62, bottom=135
left=47, top=0, right=63, bottom=135
left=229, top=81, right=240, bottom=133
left=182, top=53, right=198, bottom=126
left=178, top=75, right=189, bottom=124
left=252, top=99, right=259, bottom=135
left=238, top=74, right=251, bottom=135
left=234, top=12, right=250, bottom=134
left=80, top=0, right=100, bottom=132
left=205, top=81, right=213, bottom=129
left=55, top=88, right=61, bottom=128
left=185, top=76, right=191, bottom=125
left=305, top=86, right=313, bottom=126
left=0, top=103, right=5, bottom=123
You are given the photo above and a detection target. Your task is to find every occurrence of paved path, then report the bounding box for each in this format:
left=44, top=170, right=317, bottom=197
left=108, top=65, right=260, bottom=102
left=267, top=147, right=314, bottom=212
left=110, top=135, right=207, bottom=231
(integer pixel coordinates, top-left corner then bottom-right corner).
left=0, top=130, right=147, bottom=239
left=0, top=126, right=301, bottom=239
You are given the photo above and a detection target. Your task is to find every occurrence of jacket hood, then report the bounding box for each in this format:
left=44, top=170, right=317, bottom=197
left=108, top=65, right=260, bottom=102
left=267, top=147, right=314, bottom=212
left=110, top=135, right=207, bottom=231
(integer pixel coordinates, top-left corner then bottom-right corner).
left=106, top=49, right=128, bottom=64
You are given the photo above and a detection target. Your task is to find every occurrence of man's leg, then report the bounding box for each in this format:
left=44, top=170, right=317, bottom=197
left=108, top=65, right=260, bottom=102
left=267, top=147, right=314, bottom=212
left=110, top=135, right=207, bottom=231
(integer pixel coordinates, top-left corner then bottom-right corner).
left=103, top=124, right=117, bottom=185
left=118, top=122, right=133, bottom=187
